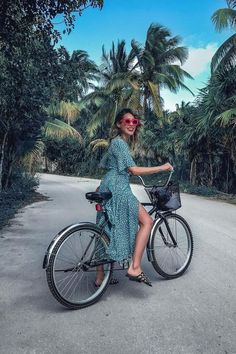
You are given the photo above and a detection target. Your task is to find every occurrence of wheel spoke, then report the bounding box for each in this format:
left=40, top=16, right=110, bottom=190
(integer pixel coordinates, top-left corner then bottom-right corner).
left=47, top=226, right=112, bottom=308
left=151, top=214, right=193, bottom=277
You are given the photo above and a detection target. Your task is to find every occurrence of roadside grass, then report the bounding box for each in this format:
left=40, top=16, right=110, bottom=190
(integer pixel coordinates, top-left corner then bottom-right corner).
left=180, top=182, right=236, bottom=205
left=0, top=173, right=48, bottom=231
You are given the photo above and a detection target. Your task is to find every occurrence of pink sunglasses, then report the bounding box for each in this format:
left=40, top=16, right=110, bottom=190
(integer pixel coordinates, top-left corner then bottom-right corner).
left=120, top=118, right=141, bottom=126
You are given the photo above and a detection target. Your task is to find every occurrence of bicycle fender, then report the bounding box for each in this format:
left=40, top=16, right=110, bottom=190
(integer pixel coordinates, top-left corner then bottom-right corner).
left=42, top=222, right=101, bottom=270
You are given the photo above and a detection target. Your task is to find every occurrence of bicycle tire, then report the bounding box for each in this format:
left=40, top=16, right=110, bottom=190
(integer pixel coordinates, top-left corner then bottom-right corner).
left=150, top=213, right=193, bottom=279
left=46, top=223, right=113, bottom=309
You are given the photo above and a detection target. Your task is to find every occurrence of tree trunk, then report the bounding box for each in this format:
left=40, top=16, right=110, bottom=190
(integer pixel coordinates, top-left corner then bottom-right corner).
left=209, top=153, right=214, bottom=187
left=44, top=156, right=49, bottom=172
left=190, top=157, right=197, bottom=185
left=208, top=152, right=214, bottom=187
left=143, top=86, right=149, bottom=115
left=4, top=149, right=16, bottom=189
left=0, top=131, right=8, bottom=192
left=226, top=153, right=230, bottom=194
left=207, top=140, right=214, bottom=187
left=143, top=97, right=148, bottom=115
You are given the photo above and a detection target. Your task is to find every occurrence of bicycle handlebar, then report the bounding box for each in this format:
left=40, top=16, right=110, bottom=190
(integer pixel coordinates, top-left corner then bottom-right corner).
left=137, top=170, right=174, bottom=188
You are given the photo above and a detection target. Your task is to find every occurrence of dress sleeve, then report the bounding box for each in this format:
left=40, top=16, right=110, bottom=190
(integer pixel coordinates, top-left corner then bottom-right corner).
left=110, top=138, right=136, bottom=172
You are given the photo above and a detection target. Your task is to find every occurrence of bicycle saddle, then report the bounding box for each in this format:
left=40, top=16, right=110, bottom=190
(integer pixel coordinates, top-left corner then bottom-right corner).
left=85, top=191, right=112, bottom=203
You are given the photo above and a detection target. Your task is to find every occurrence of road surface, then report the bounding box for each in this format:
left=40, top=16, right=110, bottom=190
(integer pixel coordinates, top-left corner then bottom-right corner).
left=0, top=174, right=236, bottom=354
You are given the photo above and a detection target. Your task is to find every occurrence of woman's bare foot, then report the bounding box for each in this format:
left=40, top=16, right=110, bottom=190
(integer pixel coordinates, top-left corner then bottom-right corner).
left=127, top=263, right=142, bottom=277
left=95, top=277, right=119, bottom=287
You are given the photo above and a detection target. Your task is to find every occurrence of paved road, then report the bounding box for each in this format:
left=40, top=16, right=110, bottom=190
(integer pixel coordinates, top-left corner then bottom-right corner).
left=0, top=174, right=236, bottom=354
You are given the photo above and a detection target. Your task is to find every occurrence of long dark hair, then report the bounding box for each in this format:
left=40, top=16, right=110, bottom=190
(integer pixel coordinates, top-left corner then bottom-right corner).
left=110, top=108, right=141, bottom=148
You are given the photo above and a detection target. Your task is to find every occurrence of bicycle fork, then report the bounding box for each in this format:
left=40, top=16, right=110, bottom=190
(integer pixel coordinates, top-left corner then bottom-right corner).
left=146, top=213, right=177, bottom=262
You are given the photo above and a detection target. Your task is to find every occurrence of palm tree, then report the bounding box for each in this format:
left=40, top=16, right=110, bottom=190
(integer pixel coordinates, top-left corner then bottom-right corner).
left=83, top=40, right=141, bottom=137
left=46, top=100, right=81, bottom=127
left=56, top=46, right=99, bottom=101
left=182, top=63, right=236, bottom=190
left=211, top=0, right=236, bottom=72
left=23, top=102, right=83, bottom=173
left=84, top=25, right=193, bottom=139
left=131, top=23, right=193, bottom=117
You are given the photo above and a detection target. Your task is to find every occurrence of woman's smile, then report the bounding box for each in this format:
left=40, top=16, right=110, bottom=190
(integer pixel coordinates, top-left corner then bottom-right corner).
left=117, top=112, right=137, bottom=138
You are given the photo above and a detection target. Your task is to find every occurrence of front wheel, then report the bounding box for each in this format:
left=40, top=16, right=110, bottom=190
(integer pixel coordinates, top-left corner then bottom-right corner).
left=150, top=213, right=193, bottom=279
left=46, top=224, right=113, bottom=309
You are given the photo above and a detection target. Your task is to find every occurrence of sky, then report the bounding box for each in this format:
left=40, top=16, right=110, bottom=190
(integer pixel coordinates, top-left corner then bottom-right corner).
left=56, top=0, right=232, bottom=111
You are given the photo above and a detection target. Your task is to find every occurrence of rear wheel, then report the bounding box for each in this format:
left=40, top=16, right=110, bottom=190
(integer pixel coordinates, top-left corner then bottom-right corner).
left=46, top=224, right=113, bottom=309
left=150, top=213, right=193, bottom=279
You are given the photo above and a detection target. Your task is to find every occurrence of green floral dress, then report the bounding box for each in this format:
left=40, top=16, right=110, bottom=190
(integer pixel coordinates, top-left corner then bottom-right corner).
left=97, top=136, right=139, bottom=262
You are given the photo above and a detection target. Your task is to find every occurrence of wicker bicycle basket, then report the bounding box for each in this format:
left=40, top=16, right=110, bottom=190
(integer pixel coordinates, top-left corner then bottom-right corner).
left=149, top=181, right=181, bottom=211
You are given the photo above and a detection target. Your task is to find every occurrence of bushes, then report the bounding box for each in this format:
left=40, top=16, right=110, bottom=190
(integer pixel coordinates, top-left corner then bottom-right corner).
left=180, top=182, right=219, bottom=196
left=44, top=137, right=83, bottom=175
left=0, top=169, right=39, bottom=229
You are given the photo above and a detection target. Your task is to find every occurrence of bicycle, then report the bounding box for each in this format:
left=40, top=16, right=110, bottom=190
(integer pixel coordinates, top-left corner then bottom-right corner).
left=43, top=171, right=193, bottom=309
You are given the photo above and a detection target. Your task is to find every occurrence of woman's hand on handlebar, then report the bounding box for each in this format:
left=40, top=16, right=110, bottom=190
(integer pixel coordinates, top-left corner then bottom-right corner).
left=160, top=163, right=173, bottom=172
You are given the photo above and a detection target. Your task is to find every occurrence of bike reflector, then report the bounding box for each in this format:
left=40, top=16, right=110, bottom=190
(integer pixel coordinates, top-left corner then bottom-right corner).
left=95, top=204, right=103, bottom=212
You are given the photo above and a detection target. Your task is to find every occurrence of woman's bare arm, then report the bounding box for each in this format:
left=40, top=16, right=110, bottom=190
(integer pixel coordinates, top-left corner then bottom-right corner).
left=129, top=163, right=173, bottom=176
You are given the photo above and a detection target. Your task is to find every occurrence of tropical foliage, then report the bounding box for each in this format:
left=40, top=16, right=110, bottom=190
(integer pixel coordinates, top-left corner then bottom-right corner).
left=83, top=24, right=193, bottom=138
left=0, top=0, right=103, bottom=191
left=0, top=0, right=235, bottom=199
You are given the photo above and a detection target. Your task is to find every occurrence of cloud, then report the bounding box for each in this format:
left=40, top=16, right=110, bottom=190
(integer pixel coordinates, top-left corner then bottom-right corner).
left=162, top=89, right=195, bottom=111
left=161, top=43, right=219, bottom=111
left=182, top=43, right=218, bottom=76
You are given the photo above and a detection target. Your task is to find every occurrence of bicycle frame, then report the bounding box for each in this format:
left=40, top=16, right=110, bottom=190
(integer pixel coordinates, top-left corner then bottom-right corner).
left=141, top=202, right=175, bottom=262
left=43, top=172, right=176, bottom=270
left=140, top=171, right=178, bottom=261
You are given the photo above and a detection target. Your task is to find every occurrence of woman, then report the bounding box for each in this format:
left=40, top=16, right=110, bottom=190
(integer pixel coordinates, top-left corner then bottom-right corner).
left=96, top=108, right=173, bottom=287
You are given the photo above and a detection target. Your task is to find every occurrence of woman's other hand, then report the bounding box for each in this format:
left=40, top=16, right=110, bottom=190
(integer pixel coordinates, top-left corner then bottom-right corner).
left=160, top=163, right=173, bottom=172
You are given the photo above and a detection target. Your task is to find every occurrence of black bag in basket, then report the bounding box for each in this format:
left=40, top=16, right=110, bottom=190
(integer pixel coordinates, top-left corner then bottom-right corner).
left=150, top=182, right=181, bottom=211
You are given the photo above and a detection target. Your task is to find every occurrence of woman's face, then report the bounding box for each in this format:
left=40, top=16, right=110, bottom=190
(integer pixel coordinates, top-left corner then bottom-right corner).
left=117, top=113, right=140, bottom=139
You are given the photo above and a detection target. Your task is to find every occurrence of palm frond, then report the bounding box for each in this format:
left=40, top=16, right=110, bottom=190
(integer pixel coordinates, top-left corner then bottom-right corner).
left=43, top=119, right=82, bottom=141
left=21, top=140, right=45, bottom=172
left=105, top=73, right=133, bottom=92
left=153, top=72, right=177, bottom=91
left=81, top=88, right=108, bottom=106
left=177, top=82, right=195, bottom=96
left=86, top=98, right=117, bottom=137
left=159, top=46, right=189, bottom=65
left=212, top=8, right=236, bottom=31
left=225, top=94, right=236, bottom=104
left=211, top=33, right=236, bottom=72
left=154, top=68, right=194, bottom=95
left=164, top=65, right=194, bottom=81
left=90, top=139, right=109, bottom=151
left=214, top=108, right=236, bottom=126
left=47, top=101, right=80, bottom=124
left=131, top=39, right=144, bottom=70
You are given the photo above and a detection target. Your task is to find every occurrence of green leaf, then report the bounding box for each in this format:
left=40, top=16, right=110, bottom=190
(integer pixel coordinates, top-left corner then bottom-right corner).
left=90, top=138, right=109, bottom=151
left=43, top=119, right=82, bottom=141
left=214, top=108, right=236, bottom=127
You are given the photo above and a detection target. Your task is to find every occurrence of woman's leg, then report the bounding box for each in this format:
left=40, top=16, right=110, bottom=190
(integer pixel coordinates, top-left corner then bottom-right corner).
left=95, top=265, right=119, bottom=286
left=95, top=265, right=104, bottom=286
left=128, top=204, right=153, bottom=276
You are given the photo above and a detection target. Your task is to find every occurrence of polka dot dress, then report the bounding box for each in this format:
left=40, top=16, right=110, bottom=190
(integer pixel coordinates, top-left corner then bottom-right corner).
left=97, top=136, right=139, bottom=262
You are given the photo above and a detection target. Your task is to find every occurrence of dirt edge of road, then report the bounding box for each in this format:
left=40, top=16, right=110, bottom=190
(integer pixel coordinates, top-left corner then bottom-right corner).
left=0, top=191, right=49, bottom=232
